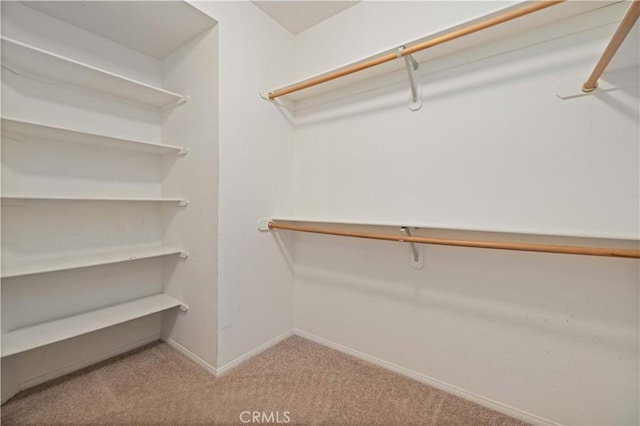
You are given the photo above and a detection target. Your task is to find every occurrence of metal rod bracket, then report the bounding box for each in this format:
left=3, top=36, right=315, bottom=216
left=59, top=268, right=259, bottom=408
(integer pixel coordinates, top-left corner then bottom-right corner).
left=401, top=50, right=422, bottom=111
left=401, top=227, right=424, bottom=269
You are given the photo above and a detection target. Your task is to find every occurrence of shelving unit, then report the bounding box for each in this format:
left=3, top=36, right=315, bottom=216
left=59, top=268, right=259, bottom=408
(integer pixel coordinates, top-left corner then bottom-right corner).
left=1, top=36, right=185, bottom=108
left=1, top=195, right=188, bottom=205
left=2, top=246, right=186, bottom=278
left=0, top=10, right=189, bottom=363
left=1, top=117, right=187, bottom=155
left=1, top=294, right=184, bottom=358
left=1, top=0, right=217, bottom=404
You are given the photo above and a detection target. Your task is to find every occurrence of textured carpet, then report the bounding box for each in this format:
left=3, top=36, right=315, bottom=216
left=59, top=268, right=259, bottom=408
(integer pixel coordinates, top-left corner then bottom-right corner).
left=2, top=336, right=527, bottom=425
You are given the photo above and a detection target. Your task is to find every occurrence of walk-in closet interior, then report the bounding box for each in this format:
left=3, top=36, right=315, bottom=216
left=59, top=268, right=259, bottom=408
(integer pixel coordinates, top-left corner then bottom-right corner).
left=1, top=1, right=639, bottom=425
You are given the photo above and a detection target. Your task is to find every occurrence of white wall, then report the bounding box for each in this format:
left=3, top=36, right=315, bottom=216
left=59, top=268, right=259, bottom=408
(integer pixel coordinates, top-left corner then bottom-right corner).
left=188, top=1, right=296, bottom=369
left=292, top=2, right=639, bottom=240
left=290, top=2, right=639, bottom=425
left=160, top=25, right=219, bottom=371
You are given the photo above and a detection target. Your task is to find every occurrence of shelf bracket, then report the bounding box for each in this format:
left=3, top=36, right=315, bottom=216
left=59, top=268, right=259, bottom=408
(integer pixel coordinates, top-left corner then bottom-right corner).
left=178, top=147, right=189, bottom=156
left=259, top=92, right=296, bottom=111
left=400, top=227, right=424, bottom=269
left=161, top=95, right=189, bottom=112
left=257, top=218, right=272, bottom=232
left=179, top=304, right=189, bottom=312
left=179, top=199, right=190, bottom=207
left=179, top=251, right=190, bottom=259
left=399, top=48, right=422, bottom=111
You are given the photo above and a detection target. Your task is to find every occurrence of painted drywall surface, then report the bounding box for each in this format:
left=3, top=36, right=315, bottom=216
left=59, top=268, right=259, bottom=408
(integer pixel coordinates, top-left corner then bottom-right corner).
left=188, top=1, right=295, bottom=368
left=0, top=3, right=168, bottom=401
left=1, top=137, right=162, bottom=198
left=294, top=234, right=639, bottom=425
left=160, top=27, right=219, bottom=368
left=292, top=2, right=639, bottom=240
left=291, top=2, right=639, bottom=425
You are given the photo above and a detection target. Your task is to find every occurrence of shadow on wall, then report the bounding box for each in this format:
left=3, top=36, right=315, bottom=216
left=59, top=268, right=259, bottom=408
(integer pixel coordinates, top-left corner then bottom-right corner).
left=273, top=231, right=295, bottom=276
left=289, top=232, right=638, bottom=354
left=593, top=67, right=640, bottom=122
left=286, top=24, right=614, bottom=128
left=1, top=68, right=161, bottom=125
left=1, top=135, right=174, bottom=185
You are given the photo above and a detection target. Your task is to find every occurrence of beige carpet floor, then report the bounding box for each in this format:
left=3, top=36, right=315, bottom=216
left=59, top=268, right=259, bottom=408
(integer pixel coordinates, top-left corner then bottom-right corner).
left=2, top=336, right=527, bottom=425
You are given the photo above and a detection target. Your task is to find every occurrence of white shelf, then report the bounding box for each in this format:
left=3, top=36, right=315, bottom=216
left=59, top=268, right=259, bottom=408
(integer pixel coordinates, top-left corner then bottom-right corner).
left=2, top=246, right=186, bottom=278
left=268, top=1, right=625, bottom=104
left=1, top=36, right=185, bottom=108
left=1, top=117, right=187, bottom=155
left=269, top=217, right=640, bottom=242
left=1, top=294, right=183, bottom=357
left=1, top=195, right=188, bottom=205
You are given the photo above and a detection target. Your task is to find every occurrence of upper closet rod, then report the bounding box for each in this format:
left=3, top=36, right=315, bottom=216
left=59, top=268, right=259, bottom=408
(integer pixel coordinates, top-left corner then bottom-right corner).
left=267, top=0, right=564, bottom=100
left=582, top=0, right=640, bottom=92
left=268, top=221, right=640, bottom=259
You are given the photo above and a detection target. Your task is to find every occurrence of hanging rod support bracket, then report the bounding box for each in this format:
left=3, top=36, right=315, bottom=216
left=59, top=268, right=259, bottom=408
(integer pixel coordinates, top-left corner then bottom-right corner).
left=257, top=218, right=272, bottom=232
left=400, top=227, right=424, bottom=269
left=400, top=48, right=422, bottom=111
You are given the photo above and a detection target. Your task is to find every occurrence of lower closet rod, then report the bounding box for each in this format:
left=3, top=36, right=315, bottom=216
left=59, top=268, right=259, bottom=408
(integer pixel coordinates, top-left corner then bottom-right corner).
left=268, top=221, right=640, bottom=259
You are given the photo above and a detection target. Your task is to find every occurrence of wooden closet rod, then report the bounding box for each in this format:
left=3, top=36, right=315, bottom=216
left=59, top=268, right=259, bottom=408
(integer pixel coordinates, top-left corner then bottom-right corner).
left=268, top=221, right=640, bottom=259
left=582, top=0, right=640, bottom=92
left=267, top=1, right=564, bottom=100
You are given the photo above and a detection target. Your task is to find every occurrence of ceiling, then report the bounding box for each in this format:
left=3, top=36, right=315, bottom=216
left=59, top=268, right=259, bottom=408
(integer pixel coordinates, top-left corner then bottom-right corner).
left=252, top=1, right=360, bottom=34
left=21, top=1, right=216, bottom=59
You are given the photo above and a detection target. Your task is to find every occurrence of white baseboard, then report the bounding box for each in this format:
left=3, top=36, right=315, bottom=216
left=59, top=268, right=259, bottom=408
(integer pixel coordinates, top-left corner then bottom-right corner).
left=216, top=329, right=294, bottom=376
left=2, top=327, right=562, bottom=425
left=161, top=337, right=218, bottom=376
left=1, top=384, right=20, bottom=406
left=293, top=329, right=560, bottom=426
left=165, top=329, right=294, bottom=378
left=2, top=334, right=160, bottom=404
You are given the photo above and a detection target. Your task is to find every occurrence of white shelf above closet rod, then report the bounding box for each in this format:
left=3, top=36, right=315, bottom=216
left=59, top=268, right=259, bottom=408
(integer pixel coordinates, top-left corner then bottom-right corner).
left=265, top=0, right=564, bottom=101
left=2, top=246, right=188, bottom=278
left=263, top=1, right=630, bottom=106
left=1, top=294, right=186, bottom=358
left=1, top=117, right=188, bottom=155
left=1, top=36, right=186, bottom=109
left=1, top=196, right=189, bottom=206
left=260, top=219, right=640, bottom=259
